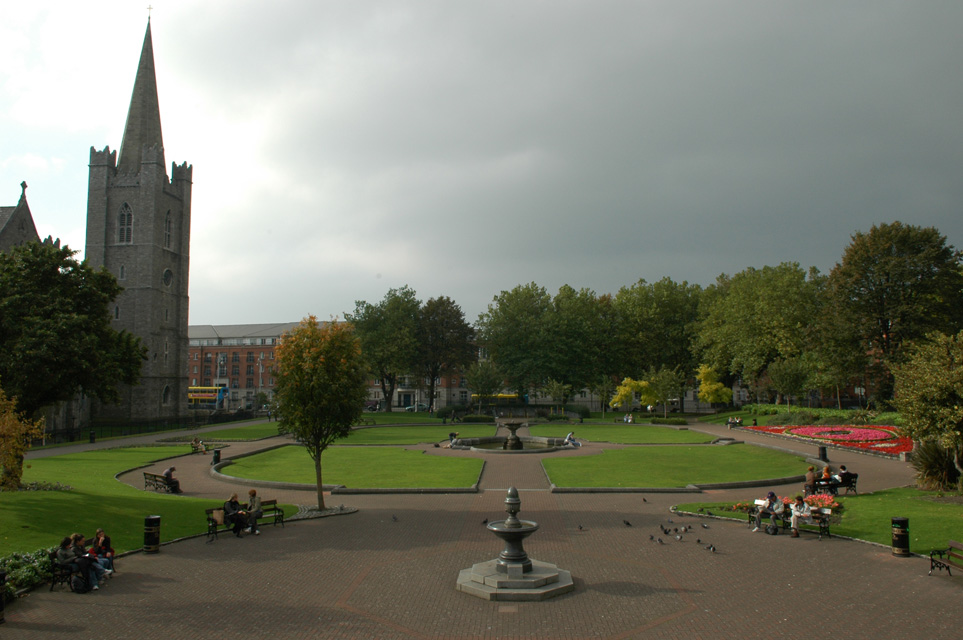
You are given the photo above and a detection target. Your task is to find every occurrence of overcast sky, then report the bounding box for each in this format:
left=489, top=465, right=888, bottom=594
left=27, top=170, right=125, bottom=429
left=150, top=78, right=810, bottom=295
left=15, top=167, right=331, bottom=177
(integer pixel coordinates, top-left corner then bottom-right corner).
left=3, top=1, right=962, bottom=326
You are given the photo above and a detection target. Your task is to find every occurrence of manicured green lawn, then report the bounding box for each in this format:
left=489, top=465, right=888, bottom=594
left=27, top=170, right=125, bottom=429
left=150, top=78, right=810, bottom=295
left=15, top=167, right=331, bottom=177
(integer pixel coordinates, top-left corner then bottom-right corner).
left=530, top=424, right=715, bottom=444
left=164, top=422, right=282, bottom=441
left=341, top=425, right=496, bottom=444
left=227, top=445, right=483, bottom=488
left=1, top=447, right=295, bottom=556
left=361, top=411, right=446, bottom=424
left=676, top=487, right=963, bottom=554
left=543, top=444, right=804, bottom=487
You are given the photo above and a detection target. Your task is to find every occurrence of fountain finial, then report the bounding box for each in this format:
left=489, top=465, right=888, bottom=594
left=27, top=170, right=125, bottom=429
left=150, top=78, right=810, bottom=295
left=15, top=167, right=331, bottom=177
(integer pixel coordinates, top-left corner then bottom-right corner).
left=504, top=487, right=521, bottom=528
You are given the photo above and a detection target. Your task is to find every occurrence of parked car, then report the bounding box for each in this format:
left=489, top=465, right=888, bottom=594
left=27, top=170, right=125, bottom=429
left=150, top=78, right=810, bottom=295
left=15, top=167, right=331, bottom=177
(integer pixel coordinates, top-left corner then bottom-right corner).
left=364, top=400, right=381, bottom=412
left=405, top=403, right=429, bottom=412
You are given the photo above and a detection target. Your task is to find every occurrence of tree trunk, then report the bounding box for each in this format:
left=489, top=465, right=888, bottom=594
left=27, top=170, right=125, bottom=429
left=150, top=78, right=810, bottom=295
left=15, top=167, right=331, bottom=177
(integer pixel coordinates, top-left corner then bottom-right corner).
left=314, top=452, right=325, bottom=510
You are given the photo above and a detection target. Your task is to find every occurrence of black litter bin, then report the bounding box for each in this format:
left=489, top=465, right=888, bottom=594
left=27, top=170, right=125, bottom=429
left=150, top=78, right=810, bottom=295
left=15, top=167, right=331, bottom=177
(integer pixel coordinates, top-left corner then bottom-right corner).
left=892, top=517, right=910, bottom=557
left=212, top=449, right=222, bottom=465
left=144, top=515, right=161, bottom=554
left=0, top=569, right=6, bottom=624
left=89, top=430, right=96, bottom=444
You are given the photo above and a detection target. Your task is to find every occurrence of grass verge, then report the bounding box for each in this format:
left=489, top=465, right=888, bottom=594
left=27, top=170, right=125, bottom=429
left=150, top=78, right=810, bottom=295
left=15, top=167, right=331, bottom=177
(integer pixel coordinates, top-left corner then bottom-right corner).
left=543, top=444, right=803, bottom=487
left=675, top=488, right=963, bottom=553
left=530, top=424, right=715, bottom=444
left=227, top=445, right=483, bottom=488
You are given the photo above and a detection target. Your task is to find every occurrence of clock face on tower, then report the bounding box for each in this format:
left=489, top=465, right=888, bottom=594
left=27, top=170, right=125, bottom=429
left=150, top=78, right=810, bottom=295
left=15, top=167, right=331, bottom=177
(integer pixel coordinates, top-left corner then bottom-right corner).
left=163, top=269, right=174, bottom=287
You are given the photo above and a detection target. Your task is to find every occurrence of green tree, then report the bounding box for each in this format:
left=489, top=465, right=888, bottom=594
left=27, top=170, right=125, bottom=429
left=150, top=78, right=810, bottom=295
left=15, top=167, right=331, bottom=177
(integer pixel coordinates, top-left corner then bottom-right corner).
left=346, top=286, right=421, bottom=411
left=546, top=286, right=619, bottom=395
left=587, top=375, right=618, bottom=414
left=695, top=364, right=732, bottom=405
left=476, top=283, right=552, bottom=397
left=642, top=366, right=686, bottom=418
left=893, top=331, right=963, bottom=486
left=414, top=296, right=476, bottom=413
left=694, top=263, right=821, bottom=396
left=613, top=277, right=702, bottom=379
left=766, top=357, right=811, bottom=407
left=542, top=378, right=572, bottom=412
left=828, top=221, right=963, bottom=401
left=0, top=242, right=146, bottom=419
left=464, top=360, right=503, bottom=414
left=274, top=317, right=368, bottom=508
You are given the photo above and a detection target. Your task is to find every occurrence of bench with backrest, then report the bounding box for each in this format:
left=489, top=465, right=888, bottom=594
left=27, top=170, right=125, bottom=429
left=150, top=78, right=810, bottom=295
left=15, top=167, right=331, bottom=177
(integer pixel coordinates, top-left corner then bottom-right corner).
left=930, top=540, right=963, bottom=576
left=206, top=499, right=285, bottom=540
left=797, top=507, right=835, bottom=539
left=48, top=549, right=82, bottom=591
left=815, top=473, right=858, bottom=496
left=191, top=442, right=208, bottom=454
left=143, top=472, right=174, bottom=493
left=747, top=501, right=791, bottom=533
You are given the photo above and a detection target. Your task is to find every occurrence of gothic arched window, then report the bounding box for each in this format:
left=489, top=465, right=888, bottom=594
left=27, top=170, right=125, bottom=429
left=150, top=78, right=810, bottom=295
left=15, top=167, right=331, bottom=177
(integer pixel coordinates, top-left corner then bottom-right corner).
left=162, top=385, right=171, bottom=405
left=164, top=211, right=172, bottom=249
left=118, top=203, right=133, bottom=244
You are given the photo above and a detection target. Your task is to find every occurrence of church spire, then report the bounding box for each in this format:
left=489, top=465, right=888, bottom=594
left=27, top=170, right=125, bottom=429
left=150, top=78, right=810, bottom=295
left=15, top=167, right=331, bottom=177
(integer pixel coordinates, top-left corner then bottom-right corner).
left=117, top=20, right=165, bottom=175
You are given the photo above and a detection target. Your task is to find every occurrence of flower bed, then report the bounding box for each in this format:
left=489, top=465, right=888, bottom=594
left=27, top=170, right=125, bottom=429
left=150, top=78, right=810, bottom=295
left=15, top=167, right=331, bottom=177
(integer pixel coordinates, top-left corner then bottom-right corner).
left=728, top=493, right=843, bottom=513
left=742, top=424, right=912, bottom=456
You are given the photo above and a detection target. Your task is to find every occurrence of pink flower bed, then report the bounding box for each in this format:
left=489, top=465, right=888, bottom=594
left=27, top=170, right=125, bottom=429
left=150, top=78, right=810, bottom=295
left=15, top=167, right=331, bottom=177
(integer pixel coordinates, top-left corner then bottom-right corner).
left=741, top=424, right=912, bottom=456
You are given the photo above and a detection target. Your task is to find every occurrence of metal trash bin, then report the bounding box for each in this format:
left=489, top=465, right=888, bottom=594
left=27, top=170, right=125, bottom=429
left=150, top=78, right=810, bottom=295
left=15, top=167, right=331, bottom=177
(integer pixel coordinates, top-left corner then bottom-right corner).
left=144, top=515, right=161, bottom=554
left=212, top=449, right=222, bottom=465
left=0, top=569, right=7, bottom=624
left=892, top=517, right=910, bottom=557
left=89, top=430, right=96, bottom=444
left=817, top=446, right=827, bottom=461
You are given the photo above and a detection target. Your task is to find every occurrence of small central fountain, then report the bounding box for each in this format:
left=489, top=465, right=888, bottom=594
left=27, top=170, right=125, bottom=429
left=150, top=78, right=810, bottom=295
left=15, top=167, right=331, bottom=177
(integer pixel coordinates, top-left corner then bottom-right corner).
left=456, top=487, right=574, bottom=601
left=501, top=419, right=525, bottom=450
left=451, top=418, right=567, bottom=453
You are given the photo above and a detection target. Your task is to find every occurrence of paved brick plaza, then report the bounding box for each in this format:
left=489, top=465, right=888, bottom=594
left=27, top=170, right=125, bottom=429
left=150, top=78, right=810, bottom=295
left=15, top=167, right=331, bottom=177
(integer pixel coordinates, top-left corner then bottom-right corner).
left=6, top=422, right=961, bottom=639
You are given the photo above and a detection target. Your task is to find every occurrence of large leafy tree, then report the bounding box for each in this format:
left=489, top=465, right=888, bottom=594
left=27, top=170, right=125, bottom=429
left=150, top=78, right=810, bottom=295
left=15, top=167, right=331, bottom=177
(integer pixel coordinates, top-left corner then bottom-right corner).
left=546, top=286, right=618, bottom=395
left=695, top=365, right=732, bottom=405
left=274, top=317, right=368, bottom=508
left=613, top=277, right=702, bottom=379
left=0, top=242, right=146, bottom=419
left=694, top=263, right=821, bottom=397
left=894, top=331, right=963, bottom=485
left=476, top=283, right=553, bottom=397
left=346, top=286, right=421, bottom=411
left=414, top=296, right=476, bottom=412
left=828, top=221, right=963, bottom=401
left=766, top=356, right=811, bottom=407
left=464, top=360, right=503, bottom=413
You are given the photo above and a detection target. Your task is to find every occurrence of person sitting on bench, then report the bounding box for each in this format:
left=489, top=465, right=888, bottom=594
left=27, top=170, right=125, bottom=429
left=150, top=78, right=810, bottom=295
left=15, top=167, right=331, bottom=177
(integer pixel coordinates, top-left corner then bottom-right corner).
left=753, top=491, right=784, bottom=532
left=790, top=495, right=813, bottom=538
left=162, top=466, right=182, bottom=493
left=224, top=492, right=250, bottom=537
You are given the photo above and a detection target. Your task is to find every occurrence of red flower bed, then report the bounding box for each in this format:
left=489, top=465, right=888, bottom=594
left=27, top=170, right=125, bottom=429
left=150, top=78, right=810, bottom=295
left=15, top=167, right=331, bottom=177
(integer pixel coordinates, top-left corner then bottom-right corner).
left=741, top=424, right=912, bottom=456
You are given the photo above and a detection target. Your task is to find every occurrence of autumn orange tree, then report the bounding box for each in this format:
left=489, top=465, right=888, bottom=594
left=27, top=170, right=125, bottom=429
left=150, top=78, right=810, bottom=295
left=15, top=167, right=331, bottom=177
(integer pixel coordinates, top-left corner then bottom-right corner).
left=274, top=317, right=368, bottom=509
left=0, top=386, right=44, bottom=490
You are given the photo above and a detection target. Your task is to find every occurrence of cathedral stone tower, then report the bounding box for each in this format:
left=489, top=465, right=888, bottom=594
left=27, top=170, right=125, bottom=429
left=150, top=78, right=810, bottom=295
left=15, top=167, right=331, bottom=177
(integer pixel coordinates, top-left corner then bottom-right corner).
left=85, top=20, right=192, bottom=424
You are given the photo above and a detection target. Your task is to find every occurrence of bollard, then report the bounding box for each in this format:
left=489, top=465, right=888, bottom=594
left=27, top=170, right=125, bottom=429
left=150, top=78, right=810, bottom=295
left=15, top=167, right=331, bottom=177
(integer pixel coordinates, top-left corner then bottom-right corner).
left=0, top=569, right=6, bottom=624
left=892, top=517, right=910, bottom=557
left=144, top=515, right=161, bottom=553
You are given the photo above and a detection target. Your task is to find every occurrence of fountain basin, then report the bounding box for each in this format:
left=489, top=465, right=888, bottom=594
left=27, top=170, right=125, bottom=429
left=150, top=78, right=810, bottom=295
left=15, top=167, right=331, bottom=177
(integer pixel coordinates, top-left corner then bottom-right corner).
left=467, top=436, right=563, bottom=453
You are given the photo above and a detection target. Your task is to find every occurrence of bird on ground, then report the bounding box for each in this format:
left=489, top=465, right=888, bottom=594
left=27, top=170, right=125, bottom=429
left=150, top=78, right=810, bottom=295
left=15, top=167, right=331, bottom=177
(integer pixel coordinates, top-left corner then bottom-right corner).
left=701, top=523, right=710, bottom=529
left=578, top=525, right=583, bottom=531
left=623, top=520, right=632, bottom=527
left=482, top=518, right=488, bottom=525
left=667, top=518, right=673, bottom=523
left=675, top=535, right=683, bottom=542
left=706, top=511, right=714, bottom=516
left=392, top=515, right=398, bottom=522
left=642, top=497, right=647, bottom=503
left=697, top=538, right=701, bottom=545
left=705, top=544, right=716, bottom=552
left=697, top=507, right=704, bottom=513
left=657, top=538, right=665, bottom=545
left=649, top=534, right=654, bottom=541
left=673, top=527, right=678, bottom=533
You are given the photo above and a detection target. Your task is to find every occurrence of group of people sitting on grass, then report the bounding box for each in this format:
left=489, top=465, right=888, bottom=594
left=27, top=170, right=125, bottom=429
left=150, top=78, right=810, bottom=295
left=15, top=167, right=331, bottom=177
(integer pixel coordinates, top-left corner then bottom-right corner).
left=804, top=464, right=857, bottom=496
left=55, top=529, right=116, bottom=591
left=223, top=489, right=263, bottom=537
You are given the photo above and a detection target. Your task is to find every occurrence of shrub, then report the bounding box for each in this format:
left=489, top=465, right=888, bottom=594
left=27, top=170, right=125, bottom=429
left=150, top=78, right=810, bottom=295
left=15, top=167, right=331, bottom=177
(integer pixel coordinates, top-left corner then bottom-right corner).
left=461, top=415, right=494, bottom=423
left=651, top=417, right=687, bottom=425
left=562, top=404, right=591, bottom=419
left=545, top=414, right=570, bottom=422
left=1, top=547, right=54, bottom=602
left=911, top=440, right=961, bottom=491
left=435, top=404, right=469, bottom=420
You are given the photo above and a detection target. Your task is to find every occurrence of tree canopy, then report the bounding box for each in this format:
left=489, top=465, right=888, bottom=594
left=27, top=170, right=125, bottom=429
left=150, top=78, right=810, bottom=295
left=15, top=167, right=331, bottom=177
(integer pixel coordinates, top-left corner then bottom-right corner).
left=0, top=242, right=145, bottom=418
left=274, top=317, right=368, bottom=508
left=346, top=286, right=420, bottom=411
left=828, top=221, right=963, bottom=400
left=414, top=296, right=476, bottom=412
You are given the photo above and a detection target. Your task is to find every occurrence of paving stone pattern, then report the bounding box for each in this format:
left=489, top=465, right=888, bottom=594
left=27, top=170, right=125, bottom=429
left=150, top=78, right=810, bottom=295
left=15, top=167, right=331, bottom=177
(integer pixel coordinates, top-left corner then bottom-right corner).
left=7, top=420, right=962, bottom=638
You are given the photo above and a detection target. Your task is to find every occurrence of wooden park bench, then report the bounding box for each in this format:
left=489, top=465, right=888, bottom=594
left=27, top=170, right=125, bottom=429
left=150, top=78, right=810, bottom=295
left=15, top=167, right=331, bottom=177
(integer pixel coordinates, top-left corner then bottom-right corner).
left=206, top=499, right=285, bottom=540
left=929, top=540, right=963, bottom=576
left=143, top=472, right=174, bottom=493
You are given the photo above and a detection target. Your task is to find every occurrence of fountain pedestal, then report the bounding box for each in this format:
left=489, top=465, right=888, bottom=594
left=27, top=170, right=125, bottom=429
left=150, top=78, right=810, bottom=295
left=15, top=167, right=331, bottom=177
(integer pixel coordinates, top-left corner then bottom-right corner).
left=456, top=487, right=574, bottom=601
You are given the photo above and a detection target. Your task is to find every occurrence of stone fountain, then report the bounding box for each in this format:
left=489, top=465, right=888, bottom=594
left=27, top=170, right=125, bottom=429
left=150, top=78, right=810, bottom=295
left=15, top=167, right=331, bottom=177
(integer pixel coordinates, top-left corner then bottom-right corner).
left=456, top=487, right=574, bottom=601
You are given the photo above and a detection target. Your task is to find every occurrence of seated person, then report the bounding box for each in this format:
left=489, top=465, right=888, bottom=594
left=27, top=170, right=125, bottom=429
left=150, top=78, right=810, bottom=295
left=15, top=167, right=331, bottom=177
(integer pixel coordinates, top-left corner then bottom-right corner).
left=245, top=488, right=262, bottom=535
left=90, top=528, right=115, bottom=572
left=836, top=465, right=856, bottom=485
left=564, top=431, right=581, bottom=448
left=224, top=492, right=250, bottom=537
left=191, top=437, right=208, bottom=453
left=790, top=495, right=812, bottom=538
left=444, top=432, right=459, bottom=448
left=815, top=465, right=838, bottom=493
left=804, top=465, right=816, bottom=496
left=59, top=533, right=110, bottom=590
left=753, top=491, right=784, bottom=532
left=162, top=466, right=182, bottom=493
